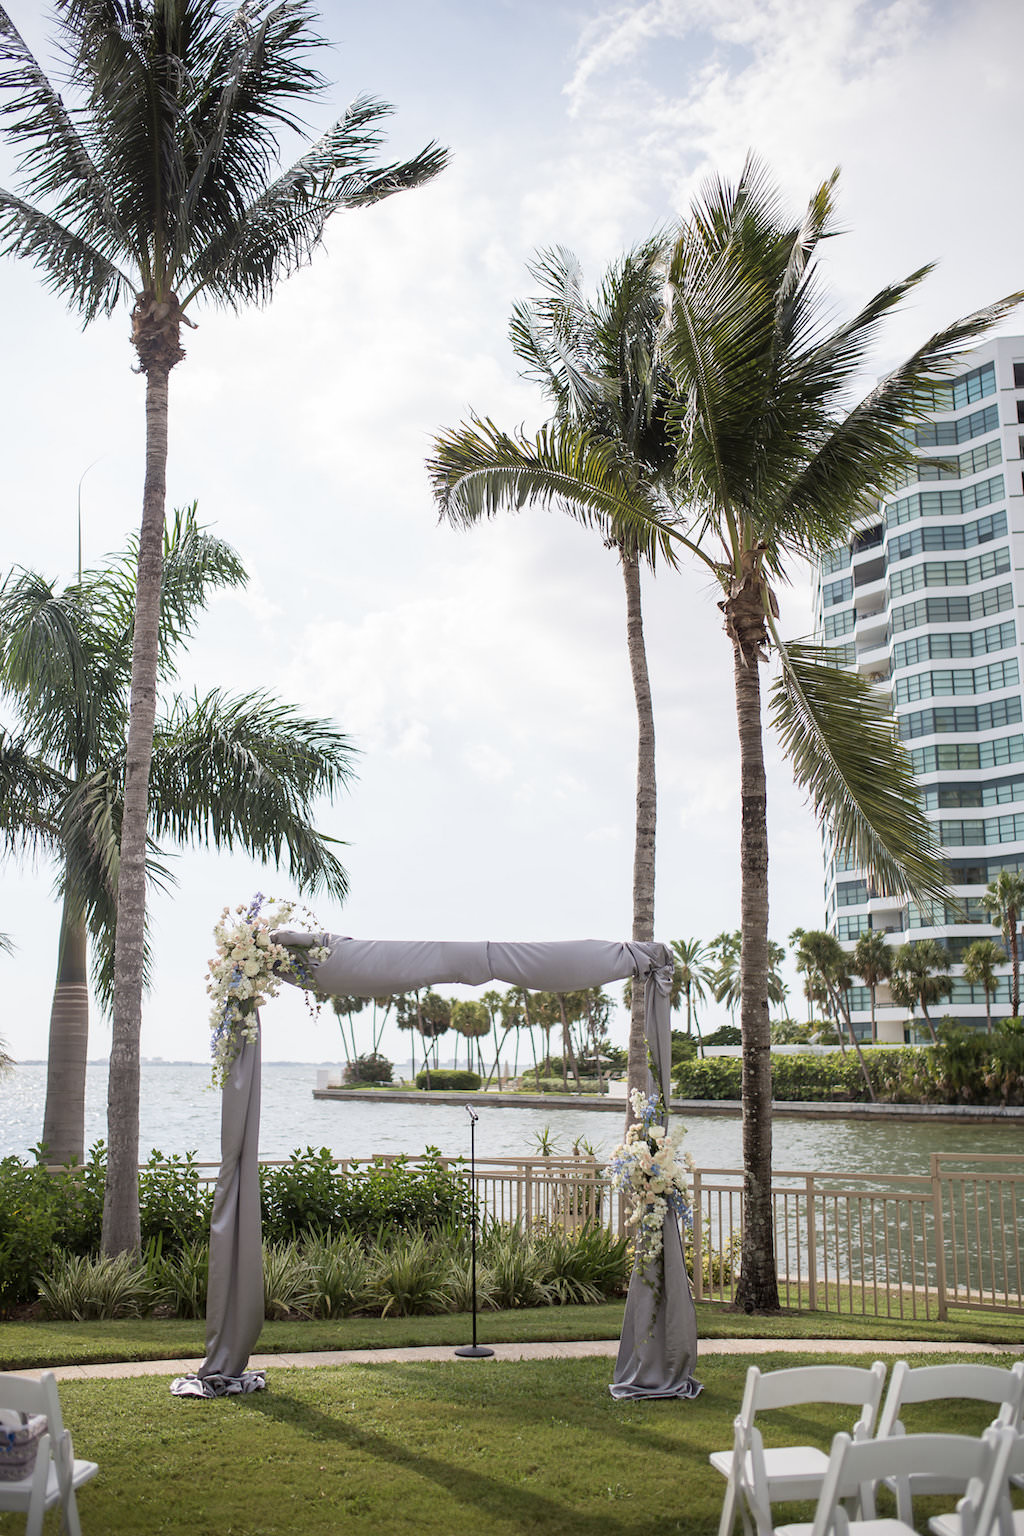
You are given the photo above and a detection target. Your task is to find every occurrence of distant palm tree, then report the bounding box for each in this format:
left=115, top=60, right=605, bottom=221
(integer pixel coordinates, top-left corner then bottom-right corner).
left=852, top=929, right=894, bottom=1043
left=670, top=937, right=713, bottom=1053
left=790, top=928, right=875, bottom=1099
left=981, top=872, right=1024, bottom=1018
left=712, top=930, right=787, bottom=1019
left=961, top=939, right=1007, bottom=1034
left=0, top=931, right=13, bottom=1074
left=0, top=0, right=445, bottom=1253
left=890, top=940, right=954, bottom=1044
left=450, top=999, right=491, bottom=1075
left=0, top=510, right=354, bottom=1164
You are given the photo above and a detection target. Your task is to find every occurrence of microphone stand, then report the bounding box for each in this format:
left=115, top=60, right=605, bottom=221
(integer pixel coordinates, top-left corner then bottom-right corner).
left=454, top=1104, right=493, bottom=1359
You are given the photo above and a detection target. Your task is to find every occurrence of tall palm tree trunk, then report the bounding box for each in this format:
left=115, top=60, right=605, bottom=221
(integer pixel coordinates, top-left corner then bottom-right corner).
left=41, top=891, right=90, bottom=1166
left=730, top=627, right=780, bottom=1312
left=1009, top=918, right=1020, bottom=1018
left=103, top=352, right=173, bottom=1255
left=623, top=553, right=657, bottom=1116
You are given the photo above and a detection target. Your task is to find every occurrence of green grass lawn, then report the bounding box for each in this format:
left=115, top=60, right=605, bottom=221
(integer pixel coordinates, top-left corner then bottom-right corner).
left=2, top=1350, right=1021, bottom=1536
left=2, top=1300, right=1022, bottom=1372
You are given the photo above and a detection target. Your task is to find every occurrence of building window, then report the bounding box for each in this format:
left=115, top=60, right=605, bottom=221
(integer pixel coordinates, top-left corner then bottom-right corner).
left=893, top=620, right=1016, bottom=669
left=898, top=696, right=1024, bottom=740
left=888, top=545, right=1011, bottom=599
left=836, top=880, right=869, bottom=908
left=884, top=474, right=1005, bottom=528
left=891, top=584, right=1013, bottom=635
left=1013, top=362, right=1024, bottom=388
left=894, top=657, right=1020, bottom=705
left=906, top=403, right=999, bottom=448
left=938, top=813, right=1024, bottom=847
left=823, top=607, right=855, bottom=640
left=924, top=773, right=1024, bottom=810
left=823, top=575, right=854, bottom=607
left=887, top=510, right=1006, bottom=564
left=910, top=734, right=1024, bottom=774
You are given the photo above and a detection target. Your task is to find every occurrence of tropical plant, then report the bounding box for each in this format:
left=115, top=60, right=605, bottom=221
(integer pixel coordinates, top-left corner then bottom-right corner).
left=788, top=929, right=875, bottom=1099
left=429, top=240, right=673, bottom=1114
left=450, top=998, right=491, bottom=1073
left=0, top=0, right=446, bottom=1254
left=670, top=937, right=713, bottom=1051
left=342, top=1051, right=394, bottom=1086
left=711, top=930, right=787, bottom=1020
left=890, top=940, right=954, bottom=1044
left=0, top=511, right=355, bottom=1165
left=960, top=939, right=1007, bottom=1035
left=330, top=994, right=369, bottom=1065
left=429, top=158, right=1021, bottom=1309
left=852, top=929, right=894, bottom=1043
left=981, top=871, right=1024, bottom=1017
left=35, top=1248, right=161, bottom=1321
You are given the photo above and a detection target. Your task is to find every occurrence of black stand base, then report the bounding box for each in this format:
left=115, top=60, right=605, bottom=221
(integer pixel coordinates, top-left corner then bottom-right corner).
left=454, top=1345, right=495, bottom=1358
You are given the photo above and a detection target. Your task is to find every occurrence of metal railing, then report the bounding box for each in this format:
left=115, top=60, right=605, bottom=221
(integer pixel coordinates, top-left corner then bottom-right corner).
left=193, top=1150, right=1024, bottom=1320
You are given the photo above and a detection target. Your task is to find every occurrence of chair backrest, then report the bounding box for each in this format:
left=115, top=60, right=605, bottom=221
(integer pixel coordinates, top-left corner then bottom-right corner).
left=877, top=1362, right=1024, bottom=1439
left=0, top=1373, right=65, bottom=1442
left=810, top=1430, right=1003, bottom=1536
left=974, top=1428, right=1024, bottom=1536
left=740, top=1362, right=887, bottom=1437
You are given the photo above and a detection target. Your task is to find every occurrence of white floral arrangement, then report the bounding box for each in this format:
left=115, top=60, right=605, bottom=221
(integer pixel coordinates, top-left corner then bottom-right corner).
left=206, top=894, right=327, bottom=1085
left=608, top=1087, right=694, bottom=1276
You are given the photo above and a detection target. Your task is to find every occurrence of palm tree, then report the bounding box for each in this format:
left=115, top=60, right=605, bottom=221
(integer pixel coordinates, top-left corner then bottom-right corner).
left=430, top=241, right=674, bottom=1115
left=0, top=509, right=355, bottom=1165
left=712, top=930, right=787, bottom=1020
left=852, top=929, right=894, bottom=1043
left=0, top=932, right=13, bottom=1074
left=981, top=872, right=1024, bottom=1018
left=960, top=939, right=1007, bottom=1034
left=0, top=0, right=446, bottom=1253
left=670, top=937, right=713, bottom=1054
left=450, top=999, right=491, bottom=1074
left=428, top=159, right=1020, bottom=1309
left=890, top=940, right=954, bottom=1044
left=330, top=994, right=369, bottom=1064
left=790, top=929, right=875, bottom=1099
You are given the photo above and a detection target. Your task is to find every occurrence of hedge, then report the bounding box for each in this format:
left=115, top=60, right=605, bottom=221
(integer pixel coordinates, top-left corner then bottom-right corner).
left=673, top=1020, right=1024, bottom=1106
left=414, top=1069, right=481, bottom=1090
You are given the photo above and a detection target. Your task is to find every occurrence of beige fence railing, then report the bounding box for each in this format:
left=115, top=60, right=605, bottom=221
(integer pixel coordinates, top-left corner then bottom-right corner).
left=197, top=1150, right=1024, bottom=1320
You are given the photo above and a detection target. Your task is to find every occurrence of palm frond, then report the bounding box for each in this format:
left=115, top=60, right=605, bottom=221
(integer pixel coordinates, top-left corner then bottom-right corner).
left=770, top=641, right=948, bottom=906
left=428, top=416, right=681, bottom=566
left=59, top=761, right=173, bottom=1012
left=146, top=689, right=355, bottom=900
left=0, top=189, right=129, bottom=319
left=0, top=4, right=124, bottom=248
left=187, top=95, right=447, bottom=306
left=0, top=728, right=66, bottom=858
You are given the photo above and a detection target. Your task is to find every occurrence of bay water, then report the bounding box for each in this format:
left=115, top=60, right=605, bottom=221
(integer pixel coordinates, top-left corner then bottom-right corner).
left=1, top=1061, right=1018, bottom=1176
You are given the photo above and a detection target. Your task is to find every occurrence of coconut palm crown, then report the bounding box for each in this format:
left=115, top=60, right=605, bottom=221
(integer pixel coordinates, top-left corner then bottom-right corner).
left=0, top=0, right=446, bottom=1252
left=429, top=157, right=1022, bottom=1309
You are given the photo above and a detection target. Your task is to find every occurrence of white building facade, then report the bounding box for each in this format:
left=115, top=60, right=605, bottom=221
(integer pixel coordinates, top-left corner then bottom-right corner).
left=813, top=336, right=1024, bottom=1041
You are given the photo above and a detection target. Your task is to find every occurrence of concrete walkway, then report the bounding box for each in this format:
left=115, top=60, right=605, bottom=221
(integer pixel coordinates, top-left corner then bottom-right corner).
left=19, top=1336, right=1019, bottom=1382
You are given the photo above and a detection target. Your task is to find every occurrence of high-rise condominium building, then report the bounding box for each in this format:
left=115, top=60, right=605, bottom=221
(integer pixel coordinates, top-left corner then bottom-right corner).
left=813, top=336, right=1024, bottom=1041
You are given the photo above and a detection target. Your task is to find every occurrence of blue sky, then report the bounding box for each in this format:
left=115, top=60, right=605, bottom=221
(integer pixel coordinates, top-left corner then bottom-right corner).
left=2, top=0, right=1023, bottom=1070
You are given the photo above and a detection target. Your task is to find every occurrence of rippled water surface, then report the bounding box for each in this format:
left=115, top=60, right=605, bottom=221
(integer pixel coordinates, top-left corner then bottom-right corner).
left=1, top=1061, right=1017, bottom=1173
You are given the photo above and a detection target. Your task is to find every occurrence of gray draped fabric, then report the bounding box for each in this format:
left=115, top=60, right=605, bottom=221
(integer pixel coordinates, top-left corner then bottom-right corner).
left=170, top=935, right=700, bottom=1402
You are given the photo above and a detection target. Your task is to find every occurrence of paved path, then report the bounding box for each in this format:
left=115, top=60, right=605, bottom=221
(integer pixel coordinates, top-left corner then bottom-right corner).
left=16, top=1336, right=1018, bottom=1382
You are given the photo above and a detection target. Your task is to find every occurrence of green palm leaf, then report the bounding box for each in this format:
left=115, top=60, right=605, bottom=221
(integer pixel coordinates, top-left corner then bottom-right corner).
left=770, top=641, right=947, bottom=905
left=147, top=689, right=355, bottom=900
left=428, top=416, right=680, bottom=566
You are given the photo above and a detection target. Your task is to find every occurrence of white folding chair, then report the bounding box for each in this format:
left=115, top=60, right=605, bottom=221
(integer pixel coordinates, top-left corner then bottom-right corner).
left=0, top=1371, right=98, bottom=1536
left=775, top=1428, right=1004, bottom=1536
left=711, top=1361, right=887, bottom=1536
left=930, top=1429, right=1024, bottom=1536
left=873, top=1361, right=1024, bottom=1525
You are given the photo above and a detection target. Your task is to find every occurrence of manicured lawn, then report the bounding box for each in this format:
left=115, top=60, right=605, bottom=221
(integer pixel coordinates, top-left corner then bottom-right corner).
left=1, top=1350, right=1020, bottom=1536
left=2, top=1301, right=1022, bottom=1372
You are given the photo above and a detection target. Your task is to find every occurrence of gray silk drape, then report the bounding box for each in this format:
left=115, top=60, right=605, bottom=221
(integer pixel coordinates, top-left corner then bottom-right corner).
left=171, top=935, right=700, bottom=1401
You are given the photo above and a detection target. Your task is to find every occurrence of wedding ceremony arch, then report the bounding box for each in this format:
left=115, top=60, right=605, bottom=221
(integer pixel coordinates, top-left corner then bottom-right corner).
left=172, top=933, right=701, bottom=1402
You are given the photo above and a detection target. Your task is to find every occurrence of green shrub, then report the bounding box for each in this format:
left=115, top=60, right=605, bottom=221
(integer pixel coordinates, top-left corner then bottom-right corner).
left=520, top=1076, right=608, bottom=1094
left=152, top=1238, right=209, bottom=1319
left=302, top=1230, right=375, bottom=1317
left=263, top=1240, right=319, bottom=1319
left=343, top=1052, right=394, bottom=1085
left=703, top=1024, right=742, bottom=1046
left=367, top=1232, right=452, bottom=1317
left=139, top=1151, right=213, bottom=1252
left=531, top=1222, right=629, bottom=1304
left=414, top=1068, right=481, bottom=1090
left=260, top=1146, right=474, bottom=1244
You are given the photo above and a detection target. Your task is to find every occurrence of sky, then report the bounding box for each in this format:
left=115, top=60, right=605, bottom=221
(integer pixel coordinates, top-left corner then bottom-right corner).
left=2, top=0, right=1023, bottom=1071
